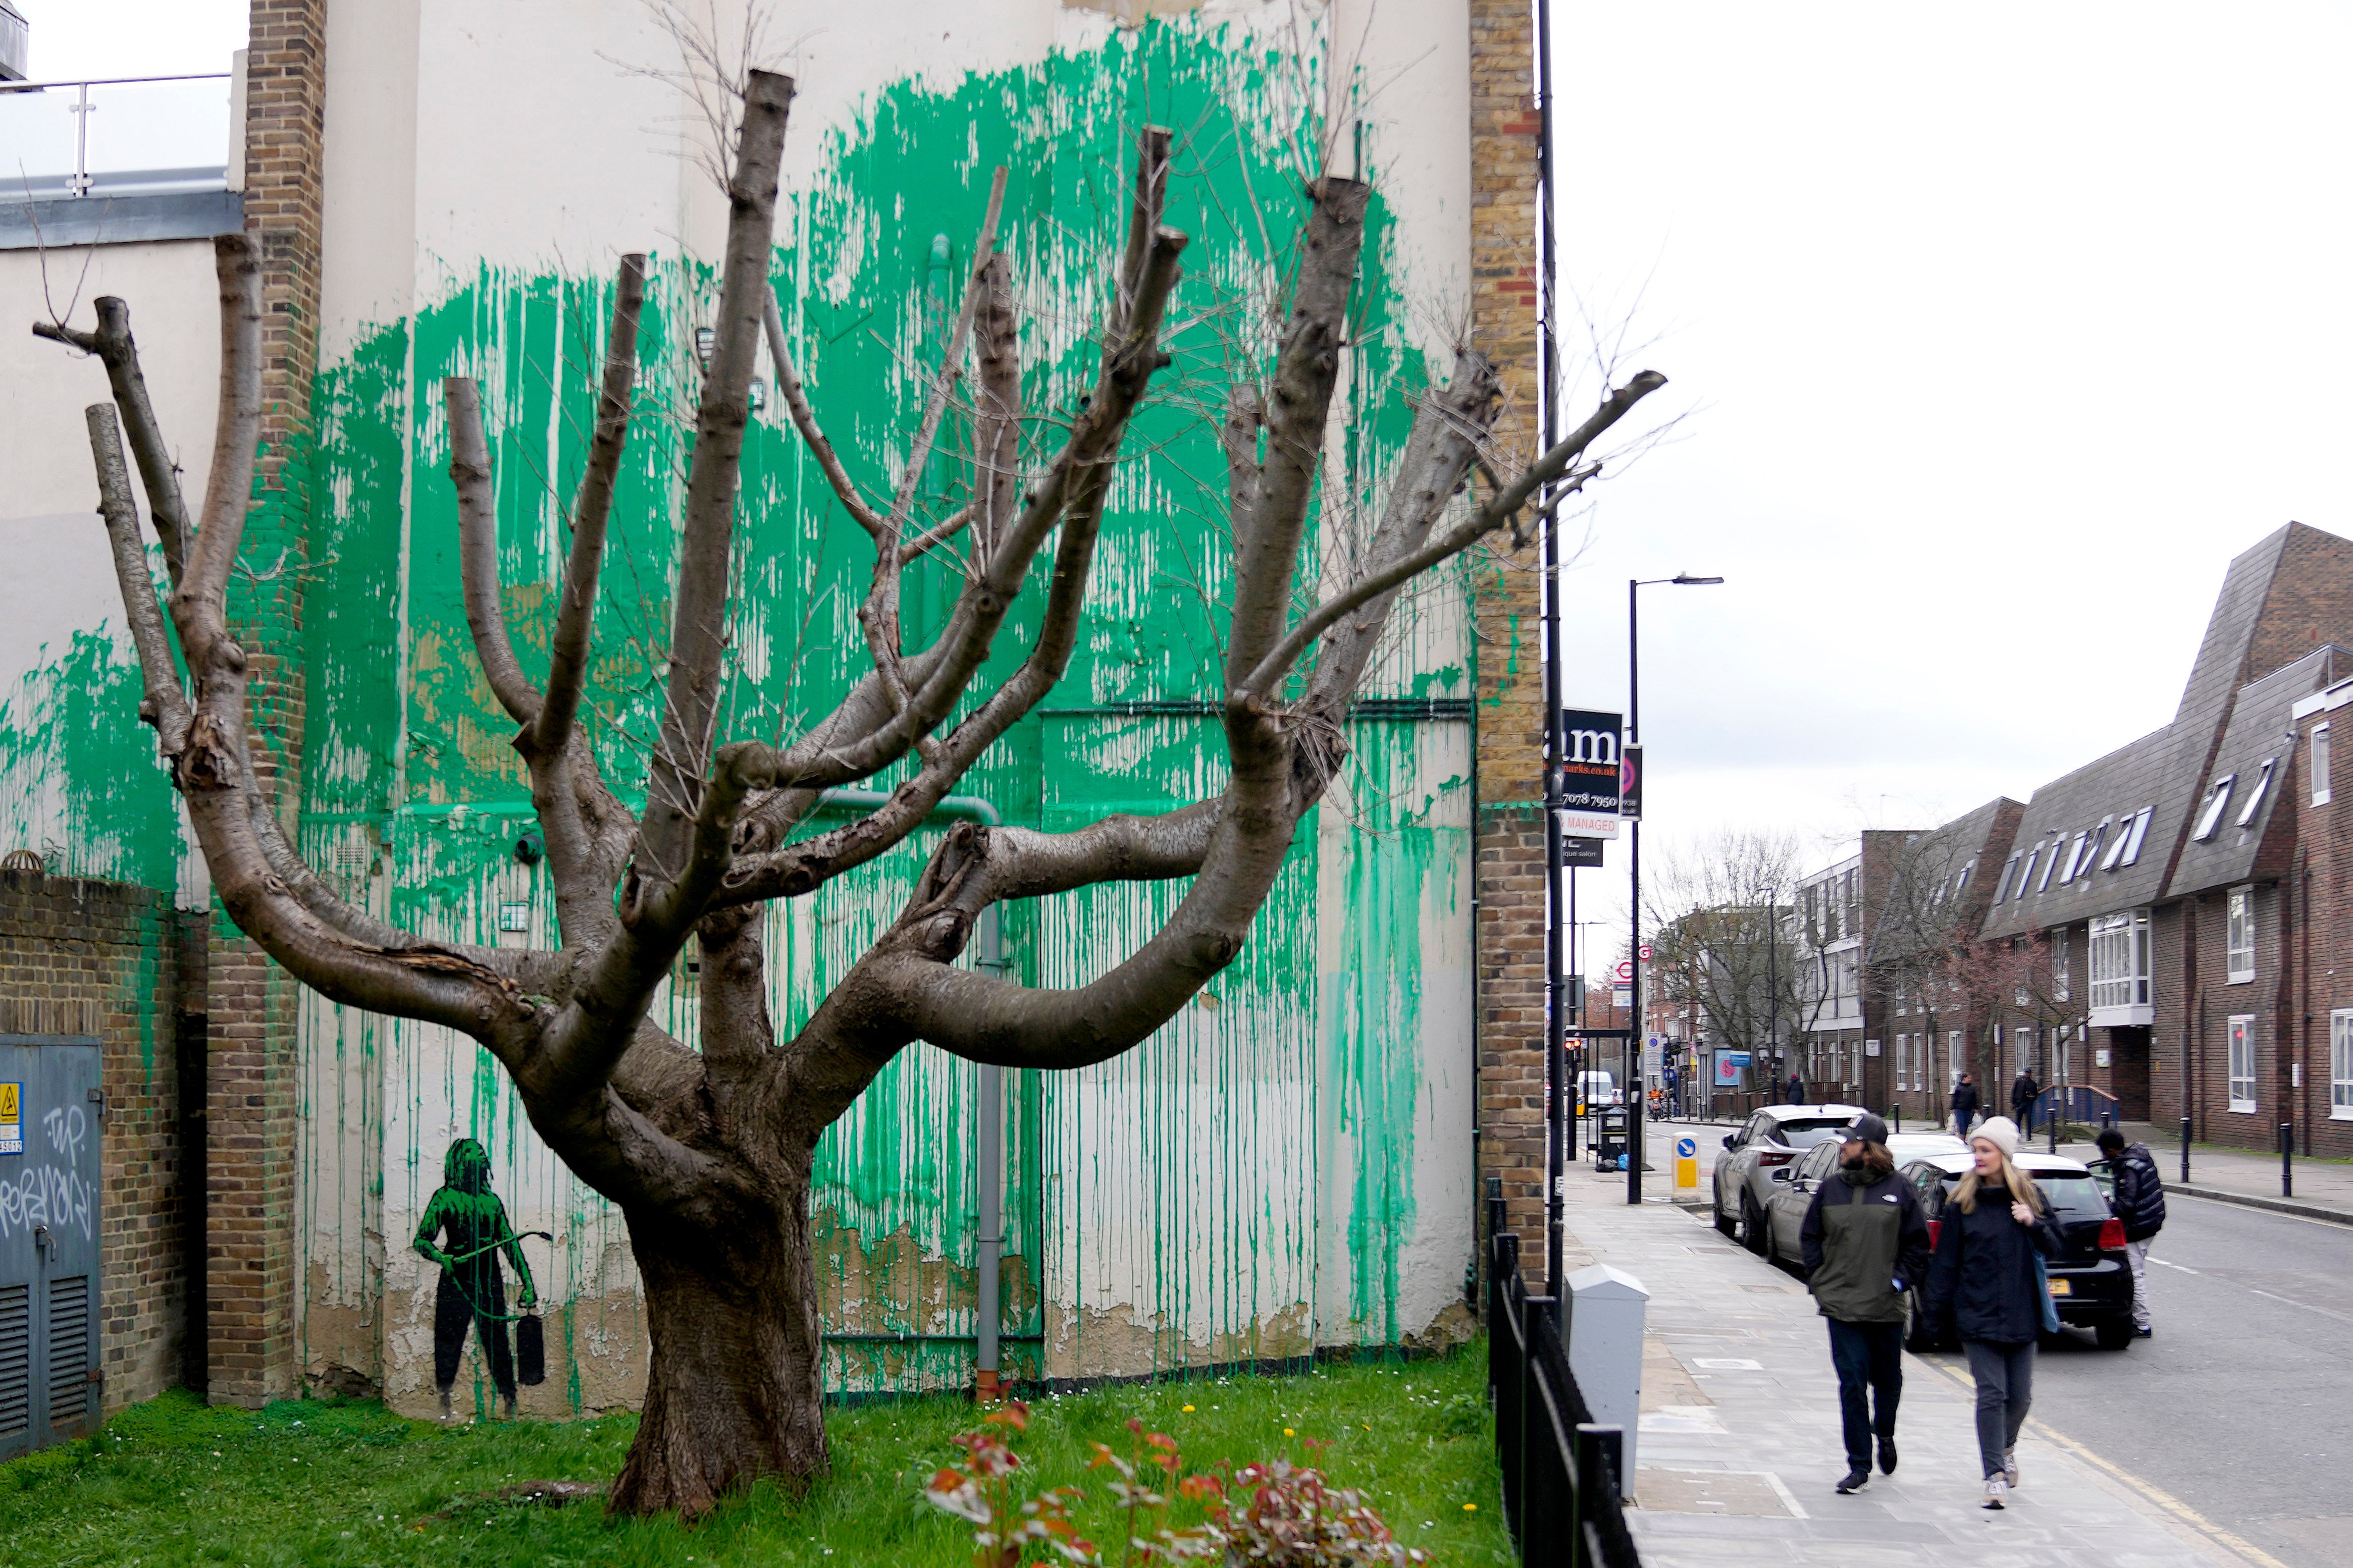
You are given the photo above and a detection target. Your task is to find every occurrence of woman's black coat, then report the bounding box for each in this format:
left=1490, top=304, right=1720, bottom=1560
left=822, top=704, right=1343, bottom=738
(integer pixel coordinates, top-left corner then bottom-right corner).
left=1923, top=1181, right=2061, bottom=1345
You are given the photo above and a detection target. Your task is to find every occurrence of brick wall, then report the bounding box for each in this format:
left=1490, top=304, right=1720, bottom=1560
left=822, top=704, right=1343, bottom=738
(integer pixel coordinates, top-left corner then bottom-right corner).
left=208, top=0, right=328, bottom=1410
left=1467, top=0, right=1547, bottom=1270
left=0, top=870, right=196, bottom=1416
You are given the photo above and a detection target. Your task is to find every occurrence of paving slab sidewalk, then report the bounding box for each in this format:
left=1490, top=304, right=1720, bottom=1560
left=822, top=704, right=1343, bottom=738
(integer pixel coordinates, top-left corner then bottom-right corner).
left=1552, top=1164, right=2260, bottom=1568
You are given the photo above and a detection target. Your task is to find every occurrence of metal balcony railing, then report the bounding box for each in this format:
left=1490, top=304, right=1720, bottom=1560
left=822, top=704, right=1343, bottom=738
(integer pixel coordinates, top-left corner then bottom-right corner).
left=0, top=73, right=233, bottom=201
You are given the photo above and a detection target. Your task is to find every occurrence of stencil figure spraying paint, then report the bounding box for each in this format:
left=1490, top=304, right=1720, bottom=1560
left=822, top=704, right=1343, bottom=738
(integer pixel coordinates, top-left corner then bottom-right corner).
left=413, top=1138, right=545, bottom=1419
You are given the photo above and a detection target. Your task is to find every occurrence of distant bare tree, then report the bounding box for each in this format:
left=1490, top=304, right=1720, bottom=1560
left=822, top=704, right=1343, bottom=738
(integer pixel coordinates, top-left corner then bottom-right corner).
left=35, top=72, right=1663, bottom=1512
left=1648, top=830, right=1812, bottom=1074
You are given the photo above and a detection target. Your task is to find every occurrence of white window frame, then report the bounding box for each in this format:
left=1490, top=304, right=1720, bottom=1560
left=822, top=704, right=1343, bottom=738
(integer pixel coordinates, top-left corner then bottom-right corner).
left=2192, top=775, right=2235, bottom=841
left=2036, top=839, right=2064, bottom=892
left=2226, top=885, right=2256, bottom=984
left=2237, top=757, right=2276, bottom=828
left=1994, top=853, right=2019, bottom=905
left=1948, top=1030, right=1963, bottom=1086
left=2315, top=723, right=2333, bottom=807
left=2117, top=805, right=2154, bottom=867
left=2228, top=1014, right=2257, bottom=1113
left=2015, top=1025, right=2034, bottom=1077
left=2331, top=1008, right=2353, bottom=1120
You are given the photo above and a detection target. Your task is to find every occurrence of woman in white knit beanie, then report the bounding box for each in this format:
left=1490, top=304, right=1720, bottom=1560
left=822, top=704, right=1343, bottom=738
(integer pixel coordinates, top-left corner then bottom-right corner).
left=1921, top=1115, right=2061, bottom=1509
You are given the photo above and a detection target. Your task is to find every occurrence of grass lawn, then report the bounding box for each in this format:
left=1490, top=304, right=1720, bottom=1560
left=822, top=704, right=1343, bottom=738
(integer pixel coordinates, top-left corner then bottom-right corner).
left=0, top=1344, right=1513, bottom=1566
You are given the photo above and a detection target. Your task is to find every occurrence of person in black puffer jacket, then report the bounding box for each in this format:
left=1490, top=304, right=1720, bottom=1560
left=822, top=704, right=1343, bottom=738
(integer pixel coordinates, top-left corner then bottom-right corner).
left=1923, top=1115, right=2060, bottom=1511
left=2096, top=1128, right=2166, bottom=1337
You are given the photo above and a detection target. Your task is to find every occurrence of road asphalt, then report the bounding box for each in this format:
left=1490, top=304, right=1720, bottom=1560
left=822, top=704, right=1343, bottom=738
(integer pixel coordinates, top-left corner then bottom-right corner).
left=1571, top=1118, right=2347, bottom=1567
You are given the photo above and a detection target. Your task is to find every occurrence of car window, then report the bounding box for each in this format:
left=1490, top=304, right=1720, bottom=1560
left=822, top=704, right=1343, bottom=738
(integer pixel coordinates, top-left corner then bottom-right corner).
left=1771, top=1117, right=1853, bottom=1150
left=1800, top=1145, right=1840, bottom=1182
left=2034, top=1174, right=2109, bottom=1221
left=1741, top=1114, right=1768, bottom=1145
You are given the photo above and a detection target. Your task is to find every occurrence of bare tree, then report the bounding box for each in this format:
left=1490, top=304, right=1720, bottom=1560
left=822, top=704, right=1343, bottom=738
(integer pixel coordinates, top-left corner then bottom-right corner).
left=1648, top=830, right=1811, bottom=1075
left=35, top=73, right=1664, bottom=1513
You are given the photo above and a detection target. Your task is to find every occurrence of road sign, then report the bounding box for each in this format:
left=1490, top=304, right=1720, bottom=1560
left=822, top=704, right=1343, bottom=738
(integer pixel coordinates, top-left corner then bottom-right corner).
left=1558, top=809, right=1621, bottom=841
left=1613, top=959, right=1635, bottom=983
left=1561, top=835, right=1605, bottom=869
left=1638, top=944, right=1652, bottom=963
left=1674, top=1135, right=1697, bottom=1192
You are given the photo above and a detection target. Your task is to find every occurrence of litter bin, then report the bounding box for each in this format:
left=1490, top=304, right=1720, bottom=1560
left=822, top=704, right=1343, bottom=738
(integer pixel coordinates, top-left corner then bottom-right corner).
left=1594, top=1105, right=1629, bottom=1171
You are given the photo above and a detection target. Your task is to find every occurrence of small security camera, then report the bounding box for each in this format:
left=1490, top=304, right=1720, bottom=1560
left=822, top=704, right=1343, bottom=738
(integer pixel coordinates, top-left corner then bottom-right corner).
left=514, top=832, right=546, bottom=866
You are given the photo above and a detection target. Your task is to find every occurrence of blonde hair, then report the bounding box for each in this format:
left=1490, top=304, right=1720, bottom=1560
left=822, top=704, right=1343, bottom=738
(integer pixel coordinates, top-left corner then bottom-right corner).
left=1954, top=1145, right=2043, bottom=1215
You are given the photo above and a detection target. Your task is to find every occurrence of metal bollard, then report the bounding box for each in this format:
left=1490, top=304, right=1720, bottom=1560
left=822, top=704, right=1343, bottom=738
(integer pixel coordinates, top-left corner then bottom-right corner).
left=2180, top=1115, right=2191, bottom=1185
left=2281, top=1122, right=2294, bottom=1199
left=1890, top=1104, right=1901, bottom=1134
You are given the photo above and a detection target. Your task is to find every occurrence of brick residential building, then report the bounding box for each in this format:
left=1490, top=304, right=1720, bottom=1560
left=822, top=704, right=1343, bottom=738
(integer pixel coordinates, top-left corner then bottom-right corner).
left=1782, top=523, right=2353, bottom=1155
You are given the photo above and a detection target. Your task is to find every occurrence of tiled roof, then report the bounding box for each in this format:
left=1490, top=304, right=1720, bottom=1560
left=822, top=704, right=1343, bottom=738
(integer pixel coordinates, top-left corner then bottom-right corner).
left=2165, top=648, right=2337, bottom=897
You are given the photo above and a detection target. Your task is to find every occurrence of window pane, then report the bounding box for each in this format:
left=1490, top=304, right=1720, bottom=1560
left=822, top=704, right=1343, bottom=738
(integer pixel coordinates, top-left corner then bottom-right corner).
left=2193, top=776, right=2235, bottom=841
left=2237, top=758, right=2276, bottom=827
left=2317, top=725, right=2333, bottom=803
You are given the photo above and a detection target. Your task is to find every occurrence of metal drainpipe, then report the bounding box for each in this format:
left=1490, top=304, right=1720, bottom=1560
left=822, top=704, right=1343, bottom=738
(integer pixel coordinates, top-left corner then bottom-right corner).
left=815, top=788, right=1008, bottom=1398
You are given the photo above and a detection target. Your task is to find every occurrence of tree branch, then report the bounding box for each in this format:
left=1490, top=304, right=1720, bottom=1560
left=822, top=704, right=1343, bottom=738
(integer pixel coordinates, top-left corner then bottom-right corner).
left=637, top=69, right=795, bottom=899
left=82, top=403, right=191, bottom=751
left=445, top=376, right=542, bottom=727
left=1236, top=369, right=1666, bottom=701
left=1221, top=176, right=1369, bottom=691
left=531, top=251, right=648, bottom=758
left=38, top=297, right=191, bottom=582
left=174, top=233, right=263, bottom=664
left=764, top=287, right=885, bottom=539
left=970, top=250, right=1019, bottom=572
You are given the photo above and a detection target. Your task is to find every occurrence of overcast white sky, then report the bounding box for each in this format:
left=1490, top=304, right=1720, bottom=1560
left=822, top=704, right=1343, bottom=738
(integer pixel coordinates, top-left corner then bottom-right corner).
left=1552, top=1, right=2353, bottom=926
left=26, top=0, right=2353, bottom=917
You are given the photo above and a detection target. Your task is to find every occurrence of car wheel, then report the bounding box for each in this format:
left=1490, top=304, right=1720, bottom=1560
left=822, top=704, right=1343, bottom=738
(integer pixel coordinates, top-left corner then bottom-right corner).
left=2094, top=1318, right=2135, bottom=1351
left=1741, top=1194, right=1768, bottom=1256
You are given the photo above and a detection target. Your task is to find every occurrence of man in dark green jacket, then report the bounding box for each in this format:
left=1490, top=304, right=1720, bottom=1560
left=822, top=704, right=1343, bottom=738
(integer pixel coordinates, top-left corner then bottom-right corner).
left=1800, top=1113, right=1933, bottom=1495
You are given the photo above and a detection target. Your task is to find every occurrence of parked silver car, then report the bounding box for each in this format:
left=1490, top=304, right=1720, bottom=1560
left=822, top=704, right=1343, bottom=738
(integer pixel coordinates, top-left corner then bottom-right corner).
left=1758, top=1129, right=1968, bottom=1272
left=1710, top=1103, right=1868, bottom=1254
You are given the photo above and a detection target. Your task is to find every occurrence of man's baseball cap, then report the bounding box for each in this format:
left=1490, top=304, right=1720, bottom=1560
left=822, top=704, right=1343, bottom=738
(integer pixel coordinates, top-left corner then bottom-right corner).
left=1842, top=1112, right=1889, bottom=1146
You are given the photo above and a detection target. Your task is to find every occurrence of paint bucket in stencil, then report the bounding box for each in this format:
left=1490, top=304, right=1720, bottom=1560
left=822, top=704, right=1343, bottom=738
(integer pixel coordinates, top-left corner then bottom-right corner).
left=516, top=1313, right=546, bottom=1386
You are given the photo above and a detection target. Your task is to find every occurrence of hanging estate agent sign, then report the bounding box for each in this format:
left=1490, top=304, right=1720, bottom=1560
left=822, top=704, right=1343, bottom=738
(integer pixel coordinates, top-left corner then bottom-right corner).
left=1558, top=709, right=1624, bottom=839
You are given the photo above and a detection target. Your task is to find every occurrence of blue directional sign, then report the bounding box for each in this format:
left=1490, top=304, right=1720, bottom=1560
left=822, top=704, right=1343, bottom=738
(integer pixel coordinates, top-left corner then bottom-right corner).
left=1676, top=1137, right=1696, bottom=1160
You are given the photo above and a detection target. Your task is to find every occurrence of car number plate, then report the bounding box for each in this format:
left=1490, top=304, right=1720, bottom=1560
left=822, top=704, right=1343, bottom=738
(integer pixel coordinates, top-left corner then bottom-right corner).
left=2047, top=1279, right=2072, bottom=1297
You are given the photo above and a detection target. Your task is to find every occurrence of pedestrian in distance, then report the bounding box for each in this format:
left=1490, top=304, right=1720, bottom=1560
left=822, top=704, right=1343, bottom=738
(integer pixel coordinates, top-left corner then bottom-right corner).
left=1788, top=1069, right=1805, bottom=1105
left=1950, top=1073, right=1979, bottom=1140
left=2009, top=1068, right=2040, bottom=1133
left=1801, top=1112, right=1932, bottom=1496
left=2095, top=1127, right=2165, bottom=1338
left=1922, top=1115, right=2060, bottom=1510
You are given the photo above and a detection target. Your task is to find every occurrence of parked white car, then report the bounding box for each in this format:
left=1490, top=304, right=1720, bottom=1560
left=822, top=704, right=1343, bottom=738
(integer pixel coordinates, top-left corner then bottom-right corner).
left=1710, top=1103, right=1868, bottom=1254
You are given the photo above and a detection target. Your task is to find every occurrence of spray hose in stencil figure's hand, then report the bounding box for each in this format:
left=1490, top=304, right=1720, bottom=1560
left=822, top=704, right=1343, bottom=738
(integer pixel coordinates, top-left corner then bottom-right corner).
left=440, top=1231, right=553, bottom=1324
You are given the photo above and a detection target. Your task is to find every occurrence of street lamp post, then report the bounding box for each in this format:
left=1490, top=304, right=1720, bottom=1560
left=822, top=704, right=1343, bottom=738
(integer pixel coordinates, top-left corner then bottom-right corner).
left=1629, top=572, right=1724, bottom=1205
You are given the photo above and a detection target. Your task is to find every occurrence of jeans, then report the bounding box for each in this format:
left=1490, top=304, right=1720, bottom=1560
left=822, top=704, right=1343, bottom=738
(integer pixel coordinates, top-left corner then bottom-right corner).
left=2125, top=1238, right=2153, bottom=1330
left=1962, top=1338, right=2034, bottom=1479
left=1826, top=1319, right=1904, bottom=1470
left=1954, top=1111, right=1974, bottom=1139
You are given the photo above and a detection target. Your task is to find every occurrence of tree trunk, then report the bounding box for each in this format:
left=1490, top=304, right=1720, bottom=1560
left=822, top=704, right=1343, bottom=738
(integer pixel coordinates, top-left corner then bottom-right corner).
left=607, top=1168, right=826, bottom=1516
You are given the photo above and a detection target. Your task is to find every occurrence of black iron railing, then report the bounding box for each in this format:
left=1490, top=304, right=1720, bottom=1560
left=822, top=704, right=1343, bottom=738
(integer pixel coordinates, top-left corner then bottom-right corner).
left=1488, top=1225, right=1642, bottom=1568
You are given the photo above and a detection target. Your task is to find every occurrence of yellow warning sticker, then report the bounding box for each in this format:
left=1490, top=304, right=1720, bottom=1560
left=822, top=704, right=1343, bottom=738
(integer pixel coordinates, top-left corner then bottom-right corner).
left=0, top=1081, right=18, bottom=1156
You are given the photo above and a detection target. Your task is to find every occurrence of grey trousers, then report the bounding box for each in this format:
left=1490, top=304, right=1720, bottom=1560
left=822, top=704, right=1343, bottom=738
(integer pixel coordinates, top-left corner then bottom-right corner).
left=1962, top=1338, right=2034, bottom=1479
left=2125, top=1238, right=2153, bottom=1330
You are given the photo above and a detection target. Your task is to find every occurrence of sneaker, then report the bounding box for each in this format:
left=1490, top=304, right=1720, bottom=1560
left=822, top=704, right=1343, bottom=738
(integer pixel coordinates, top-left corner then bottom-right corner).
left=1877, top=1436, right=1898, bottom=1475
left=2135, top=1326, right=2153, bottom=1338
left=1983, top=1475, right=2009, bottom=1510
left=1836, top=1468, right=1872, bottom=1495
left=2004, top=1449, right=2020, bottom=1488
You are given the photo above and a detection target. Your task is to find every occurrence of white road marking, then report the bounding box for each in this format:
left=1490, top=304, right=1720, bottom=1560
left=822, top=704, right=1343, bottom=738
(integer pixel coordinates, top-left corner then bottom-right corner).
left=2148, top=1255, right=2353, bottom=1324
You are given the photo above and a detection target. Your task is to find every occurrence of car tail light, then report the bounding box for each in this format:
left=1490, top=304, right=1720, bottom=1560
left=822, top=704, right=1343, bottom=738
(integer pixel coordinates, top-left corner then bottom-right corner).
left=1759, top=1151, right=1794, bottom=1167
left=1927, top=1220, right=1941, bottom=1250
left=2098, top=1217, right=2127, bottom=1252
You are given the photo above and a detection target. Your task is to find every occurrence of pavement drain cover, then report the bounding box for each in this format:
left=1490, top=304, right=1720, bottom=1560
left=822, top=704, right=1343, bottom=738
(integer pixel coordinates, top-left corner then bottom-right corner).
left=1633, top=1468, right=1800, bottom=1518
left=1690, top=1358, right=1763, bottom=1370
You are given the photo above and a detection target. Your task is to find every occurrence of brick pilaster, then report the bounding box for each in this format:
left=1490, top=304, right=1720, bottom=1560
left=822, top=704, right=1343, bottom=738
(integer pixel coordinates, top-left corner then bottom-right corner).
left=207, top=0, right=326, bottom=1409
left=1468, top=0, right=1547, bottom=1272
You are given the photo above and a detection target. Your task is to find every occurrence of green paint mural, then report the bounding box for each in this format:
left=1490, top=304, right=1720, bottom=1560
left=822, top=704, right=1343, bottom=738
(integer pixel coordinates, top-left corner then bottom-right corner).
left=0, top=19, right=1480, bottom=1403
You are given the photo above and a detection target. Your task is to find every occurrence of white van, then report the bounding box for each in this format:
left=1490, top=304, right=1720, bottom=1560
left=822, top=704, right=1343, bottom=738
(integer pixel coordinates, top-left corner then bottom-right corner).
left=1576, top=1071, right=1620, bottom=1110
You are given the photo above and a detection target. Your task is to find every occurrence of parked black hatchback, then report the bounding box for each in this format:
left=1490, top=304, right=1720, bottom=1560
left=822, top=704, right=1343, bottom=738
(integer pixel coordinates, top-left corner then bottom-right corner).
left=1897, top=1151, right=2137, bottom=1351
